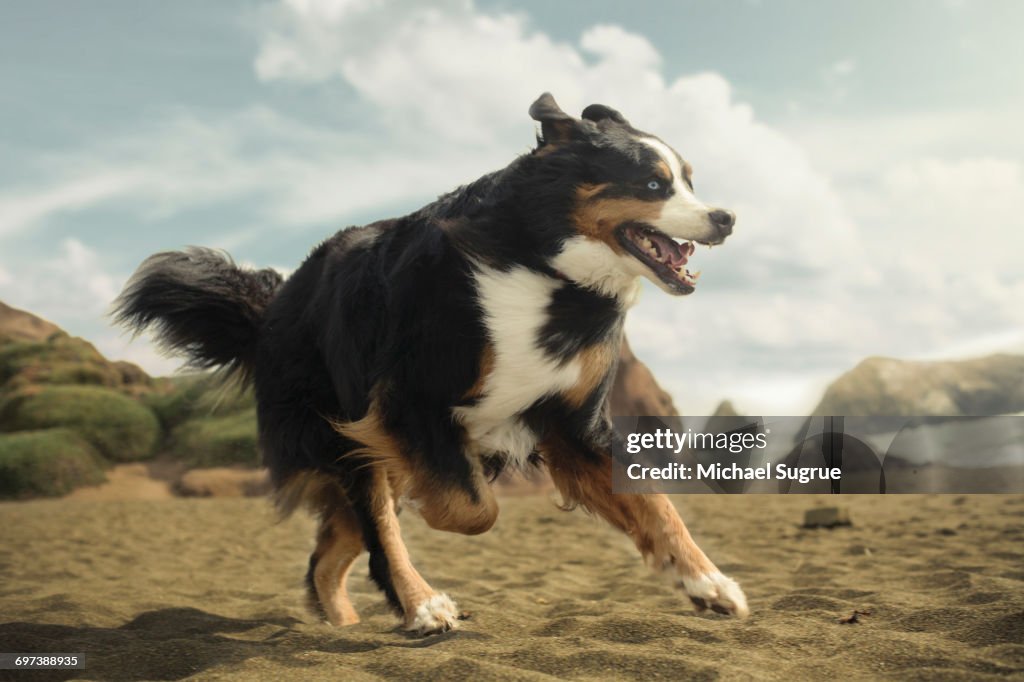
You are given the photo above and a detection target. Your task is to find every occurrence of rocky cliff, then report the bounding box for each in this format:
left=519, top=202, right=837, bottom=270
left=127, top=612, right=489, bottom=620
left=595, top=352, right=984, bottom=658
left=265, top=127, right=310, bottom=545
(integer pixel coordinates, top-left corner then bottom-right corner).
left=812, top=354, right=1024, bottom=417
left=608, top=337, right=679, bottom=417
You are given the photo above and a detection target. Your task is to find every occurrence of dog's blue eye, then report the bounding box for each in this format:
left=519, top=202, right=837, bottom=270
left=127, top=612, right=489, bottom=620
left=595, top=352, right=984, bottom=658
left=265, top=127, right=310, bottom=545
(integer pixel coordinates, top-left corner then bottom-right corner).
left=647, top=180, right=661, bottom=191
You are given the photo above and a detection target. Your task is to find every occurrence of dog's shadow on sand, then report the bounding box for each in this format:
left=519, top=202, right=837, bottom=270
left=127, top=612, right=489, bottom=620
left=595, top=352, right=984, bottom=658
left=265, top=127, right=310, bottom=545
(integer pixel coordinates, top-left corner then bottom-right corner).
left=0, top=607, right=381, bottom=681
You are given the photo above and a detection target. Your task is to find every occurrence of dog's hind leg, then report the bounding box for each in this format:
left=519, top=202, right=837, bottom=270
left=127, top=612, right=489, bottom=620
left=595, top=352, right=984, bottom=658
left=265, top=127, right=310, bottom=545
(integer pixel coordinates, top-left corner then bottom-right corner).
left=542, top=430, right=749, bottom=619
left=306, top=503, right=363, bottom=626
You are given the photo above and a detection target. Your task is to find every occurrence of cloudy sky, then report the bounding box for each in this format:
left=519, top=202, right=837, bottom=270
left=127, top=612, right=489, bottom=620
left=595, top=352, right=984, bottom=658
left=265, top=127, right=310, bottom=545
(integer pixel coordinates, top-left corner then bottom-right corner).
left=2, top=0, right=1022, bottom=414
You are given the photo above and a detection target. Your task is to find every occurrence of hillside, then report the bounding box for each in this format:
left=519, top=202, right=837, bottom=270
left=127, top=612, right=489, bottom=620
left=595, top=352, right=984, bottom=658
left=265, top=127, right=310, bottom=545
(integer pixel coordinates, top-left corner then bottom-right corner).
left=0, top=302, right=258, bottom=499
left=0, top=301, right=62, bottom=343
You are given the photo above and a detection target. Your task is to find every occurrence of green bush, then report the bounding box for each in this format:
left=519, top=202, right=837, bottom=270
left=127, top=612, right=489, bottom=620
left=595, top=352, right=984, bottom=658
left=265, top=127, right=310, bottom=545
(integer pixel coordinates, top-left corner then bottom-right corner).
left=145, top=375, right=207, bottom=431
left=0, top=428, right=107, bottom=499
left=111, top=360, right=151, bottom=387
left=22, top=361, right=115, bottom=387
left=145, top=374, right=255, bottom=432
left=0, top=385, right=160, bottom=462
left=169, top=408, right=260, bottom=468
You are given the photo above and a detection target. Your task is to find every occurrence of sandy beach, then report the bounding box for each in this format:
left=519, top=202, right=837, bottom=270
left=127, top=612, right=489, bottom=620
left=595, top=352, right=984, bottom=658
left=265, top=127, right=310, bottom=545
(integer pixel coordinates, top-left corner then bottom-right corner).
left=1, top=493, right=1022, bottom=681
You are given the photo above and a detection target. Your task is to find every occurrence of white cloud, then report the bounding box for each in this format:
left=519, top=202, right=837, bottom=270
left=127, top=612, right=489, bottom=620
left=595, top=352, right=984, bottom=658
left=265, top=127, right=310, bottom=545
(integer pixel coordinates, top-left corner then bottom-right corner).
left=0, top=238, right=175, bottom=374
left=870, top=157, right=1023, bottom=271
left=97, top=334, right=183, bottom=377
left=820, top=57, right=857, bottom=101
left=245, top=0, right=897, bottom=414
left=250, top=0, right=865, bottom=275
left=829, top=58, right=856, bottom=76
left=0, top=238, right=119, bottom=321
left=0, top=107, right=517, bottom=234
left=8, top=0, right=866, bottom=288
left=0, top=173, right=144, bottom=236
left=2, top=0, right=1020, bottom=412
left=784, top=109, right=1024, bottom=179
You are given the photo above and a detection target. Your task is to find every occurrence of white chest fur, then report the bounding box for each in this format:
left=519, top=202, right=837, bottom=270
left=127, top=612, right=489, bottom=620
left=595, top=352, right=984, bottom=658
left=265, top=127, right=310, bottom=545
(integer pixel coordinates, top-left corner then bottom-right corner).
left=452, top=266, right=583, bottom=467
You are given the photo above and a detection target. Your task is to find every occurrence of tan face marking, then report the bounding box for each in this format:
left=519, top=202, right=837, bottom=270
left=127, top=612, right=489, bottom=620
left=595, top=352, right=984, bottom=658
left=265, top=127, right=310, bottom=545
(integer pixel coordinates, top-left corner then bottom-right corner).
left=655, top=161, right=672, bottom=183
left=572, top=184, right=664, bottom=254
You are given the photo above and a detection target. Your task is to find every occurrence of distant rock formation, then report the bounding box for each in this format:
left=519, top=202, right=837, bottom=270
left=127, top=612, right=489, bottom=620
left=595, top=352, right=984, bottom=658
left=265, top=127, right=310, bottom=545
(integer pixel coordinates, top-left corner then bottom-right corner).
left=608, top=337, right=679, bottom=417
left=703, top=400, right=752, bottom=441
left=0, top=301, right=60, bottom=342
left=710, top=400, right=739, bottom=418
left=812, top=354, right=1024, bottom=418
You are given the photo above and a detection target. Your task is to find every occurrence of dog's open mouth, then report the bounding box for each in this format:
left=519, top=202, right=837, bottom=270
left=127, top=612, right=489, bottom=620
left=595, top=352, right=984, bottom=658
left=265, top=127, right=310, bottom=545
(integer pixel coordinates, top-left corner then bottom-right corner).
left=617, top=223, right=700, bottom=294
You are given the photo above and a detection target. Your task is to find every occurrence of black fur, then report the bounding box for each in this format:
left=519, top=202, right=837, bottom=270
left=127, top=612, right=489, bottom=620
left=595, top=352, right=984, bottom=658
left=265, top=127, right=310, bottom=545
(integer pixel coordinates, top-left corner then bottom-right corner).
left=539, top=284, right=622, bottom=358
left=304, top=553, right=325, bottom=618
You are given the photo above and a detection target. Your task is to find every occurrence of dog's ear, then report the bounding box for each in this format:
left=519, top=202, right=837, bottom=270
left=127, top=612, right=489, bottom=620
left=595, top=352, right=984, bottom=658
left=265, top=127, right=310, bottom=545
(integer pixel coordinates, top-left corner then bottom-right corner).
left=529, top=92, right=579, bottom=147
left=581, top=103, right=628, bottom=126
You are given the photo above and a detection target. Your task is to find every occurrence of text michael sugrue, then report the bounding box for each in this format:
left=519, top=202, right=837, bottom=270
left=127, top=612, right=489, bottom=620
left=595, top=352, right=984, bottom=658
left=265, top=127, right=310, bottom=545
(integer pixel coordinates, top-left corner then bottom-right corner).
left=623, top=428, right=842, bottom=483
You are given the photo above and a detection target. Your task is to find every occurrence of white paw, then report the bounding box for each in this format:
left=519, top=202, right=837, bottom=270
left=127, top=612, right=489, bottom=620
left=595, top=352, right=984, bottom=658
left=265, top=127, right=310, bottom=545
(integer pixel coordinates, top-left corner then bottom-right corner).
left=408, top=593, right=461, bottom=635
left=681, top=572, right=749, bottom=618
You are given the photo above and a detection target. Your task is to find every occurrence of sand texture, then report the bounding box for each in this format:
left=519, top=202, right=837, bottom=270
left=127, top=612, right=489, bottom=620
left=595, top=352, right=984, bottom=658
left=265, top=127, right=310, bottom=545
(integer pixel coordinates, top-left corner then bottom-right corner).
left=1, top=494, right=1022, bottom=681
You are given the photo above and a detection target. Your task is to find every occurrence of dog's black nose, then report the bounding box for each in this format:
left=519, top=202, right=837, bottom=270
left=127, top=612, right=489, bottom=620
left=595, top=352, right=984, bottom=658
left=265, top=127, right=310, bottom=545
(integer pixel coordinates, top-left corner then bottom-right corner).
left=709, top=209, right=735, bottom=236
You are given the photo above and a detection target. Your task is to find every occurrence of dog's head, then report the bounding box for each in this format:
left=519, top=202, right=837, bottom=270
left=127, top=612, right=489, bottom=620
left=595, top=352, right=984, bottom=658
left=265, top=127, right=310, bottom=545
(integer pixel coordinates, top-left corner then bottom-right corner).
left=529, top=92, right=734, bottom=296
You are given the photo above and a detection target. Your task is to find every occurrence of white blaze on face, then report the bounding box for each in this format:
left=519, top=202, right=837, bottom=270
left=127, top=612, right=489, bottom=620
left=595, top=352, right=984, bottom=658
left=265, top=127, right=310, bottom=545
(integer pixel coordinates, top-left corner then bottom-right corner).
left=642, top=138, right=719, bottom=244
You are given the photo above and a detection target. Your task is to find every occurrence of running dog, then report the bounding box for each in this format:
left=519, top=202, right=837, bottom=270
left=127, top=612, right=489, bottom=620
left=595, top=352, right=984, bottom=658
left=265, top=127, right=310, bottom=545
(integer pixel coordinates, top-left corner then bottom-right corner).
left=114, top=93, right=748, bottom=635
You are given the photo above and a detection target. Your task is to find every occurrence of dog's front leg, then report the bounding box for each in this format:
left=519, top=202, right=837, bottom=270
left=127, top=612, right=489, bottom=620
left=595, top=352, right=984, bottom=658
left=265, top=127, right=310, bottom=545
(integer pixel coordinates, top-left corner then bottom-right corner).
left=367, top=470, right=463, bottom=635
left=542, top=431, right=749, bottom=618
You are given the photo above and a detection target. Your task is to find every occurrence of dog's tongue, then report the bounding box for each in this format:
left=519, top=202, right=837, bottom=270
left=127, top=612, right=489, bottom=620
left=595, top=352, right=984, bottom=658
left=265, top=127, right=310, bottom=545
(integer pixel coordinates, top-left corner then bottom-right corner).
left=650, top=233, right=688, bottom=267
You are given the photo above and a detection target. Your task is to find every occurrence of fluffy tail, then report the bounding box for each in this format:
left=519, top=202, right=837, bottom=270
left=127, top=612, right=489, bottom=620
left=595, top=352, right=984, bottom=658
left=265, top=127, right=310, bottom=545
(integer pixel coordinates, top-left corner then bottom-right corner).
left=113, top=247, right=283, bottom=381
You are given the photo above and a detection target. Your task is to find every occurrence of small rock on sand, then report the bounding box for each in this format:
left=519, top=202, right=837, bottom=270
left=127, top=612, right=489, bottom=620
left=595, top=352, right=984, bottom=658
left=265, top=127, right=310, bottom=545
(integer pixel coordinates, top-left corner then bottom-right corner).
left=174, top=468, right=271, bottom=498
left=804, top=506, right=852, bottom=528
